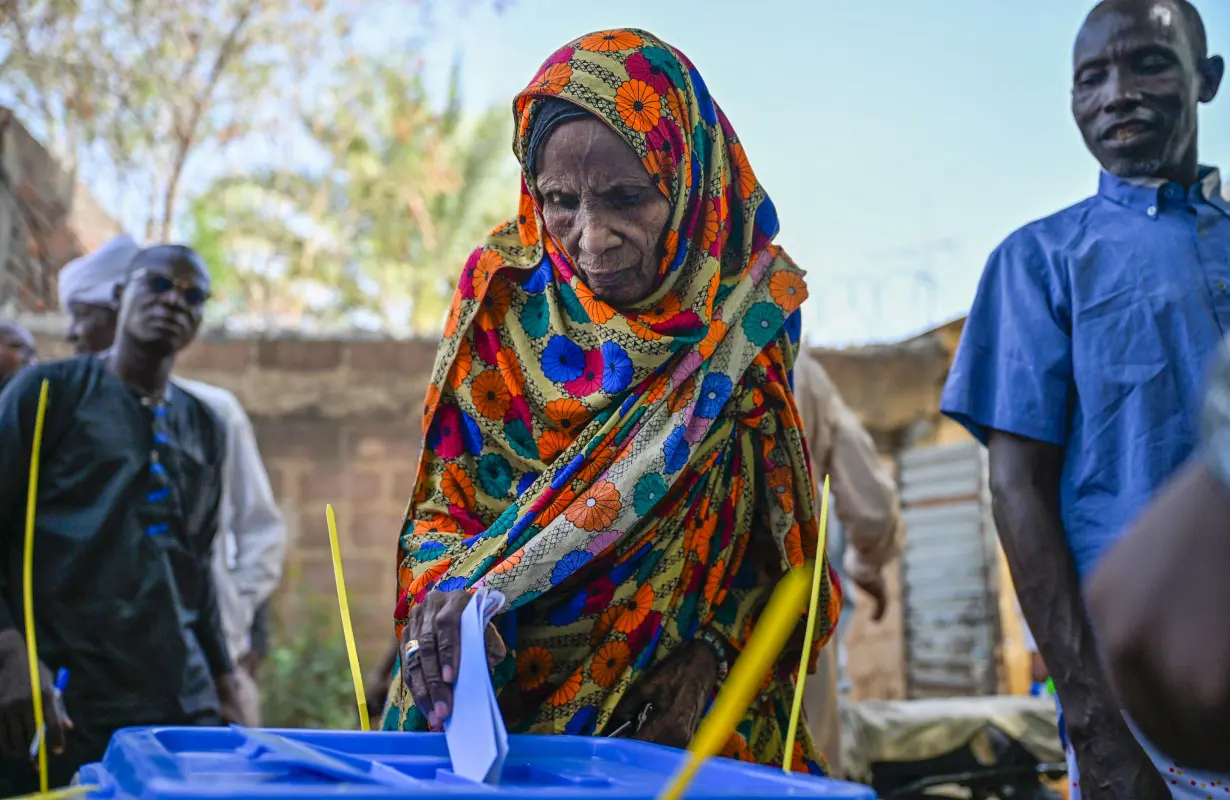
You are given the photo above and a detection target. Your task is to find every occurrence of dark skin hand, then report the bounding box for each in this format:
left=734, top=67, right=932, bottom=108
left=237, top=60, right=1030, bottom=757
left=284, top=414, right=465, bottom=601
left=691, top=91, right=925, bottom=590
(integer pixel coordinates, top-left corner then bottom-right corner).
left=216, top=672, right=253, bottom=727
left=1071, top=0, right=1223, bottom=186
left=400, top=591, right=507, bottom=727
left=987, top=431, right=1168, bottom=799
left=610, top=639, right=719, bottom=749
left=853, top=573, right=887, bottom=622
left=1089, top=459, right=1230, bottom=772
left=1030, top=653, right=1050, bottom=685
left=0, top=629, right=72, bottom=759
left=403, top=590, right=720, bottom=745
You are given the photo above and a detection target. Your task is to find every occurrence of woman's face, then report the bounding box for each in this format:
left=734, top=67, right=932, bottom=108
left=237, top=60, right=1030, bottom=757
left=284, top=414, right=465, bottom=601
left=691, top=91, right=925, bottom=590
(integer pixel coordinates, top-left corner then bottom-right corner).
left=535, top=117, right=671, bottom=307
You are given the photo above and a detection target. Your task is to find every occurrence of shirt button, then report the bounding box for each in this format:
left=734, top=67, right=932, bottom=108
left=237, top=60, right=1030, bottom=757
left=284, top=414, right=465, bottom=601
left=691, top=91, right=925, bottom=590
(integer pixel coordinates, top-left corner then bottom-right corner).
left=1147, top=206, right=1158, bottom=217
left=1218, top=281, right=1228, bottom=293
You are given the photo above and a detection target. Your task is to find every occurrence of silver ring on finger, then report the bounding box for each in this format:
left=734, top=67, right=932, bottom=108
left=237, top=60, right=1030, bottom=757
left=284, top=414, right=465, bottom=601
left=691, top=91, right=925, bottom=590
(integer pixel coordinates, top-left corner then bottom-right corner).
left=405, top=638, right=421, bottom=661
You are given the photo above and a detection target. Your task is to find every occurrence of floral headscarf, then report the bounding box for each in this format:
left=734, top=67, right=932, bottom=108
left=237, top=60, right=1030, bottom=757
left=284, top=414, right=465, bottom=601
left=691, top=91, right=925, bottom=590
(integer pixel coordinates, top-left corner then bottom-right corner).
left=387, top=28, right=841, bottom=772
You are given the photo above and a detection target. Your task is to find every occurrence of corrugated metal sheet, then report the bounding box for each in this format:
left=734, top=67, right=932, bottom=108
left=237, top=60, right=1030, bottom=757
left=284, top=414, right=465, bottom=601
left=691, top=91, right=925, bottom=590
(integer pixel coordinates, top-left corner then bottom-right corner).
left=900, top=441, right=1001, bottom=698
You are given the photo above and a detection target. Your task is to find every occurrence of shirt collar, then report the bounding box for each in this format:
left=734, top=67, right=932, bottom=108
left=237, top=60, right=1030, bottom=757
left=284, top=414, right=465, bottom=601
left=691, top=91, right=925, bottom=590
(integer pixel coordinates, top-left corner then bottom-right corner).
left=1098, top=165, right=1227, bottom=214
left=95, top=352, right=178, bottom=405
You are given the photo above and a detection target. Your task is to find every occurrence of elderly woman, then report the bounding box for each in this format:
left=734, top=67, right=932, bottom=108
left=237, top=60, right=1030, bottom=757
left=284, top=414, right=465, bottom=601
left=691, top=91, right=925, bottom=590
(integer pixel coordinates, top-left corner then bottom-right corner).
left=386, top=29, right=841, bottom=773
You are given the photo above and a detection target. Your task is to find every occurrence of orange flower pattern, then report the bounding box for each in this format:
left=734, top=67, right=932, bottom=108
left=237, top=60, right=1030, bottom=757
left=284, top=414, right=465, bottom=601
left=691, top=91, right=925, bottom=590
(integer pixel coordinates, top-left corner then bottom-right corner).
left=540, top=487, right=576, bottom=522
left=638, top=292, right=681, bottom=326
left=564, top=480, right=621, bottom=532
left=471, top=370, right=511, bottom=421
left=388, top=29, right=837, bottom=775
left=531, top=61, right=572, bottom=96
left=548, top=668, right=584, bottom=706
left=517, top=190, right=540, bottom=248
left=769, top=271, right=807, bottom=315
left=440, top=463, right=476, bottom=509
left=447, top=338, right=472, bottom=390
left=537, top=429, right=572, bottom=463
left=730, top=142, right=757, bottom=200
left=490, top=547, right=523, bottom=574
left=516, top=646, right=554, bottom=691
left=614, top=583, right=655, bottom=634
left=496, top=347, right=525, bottom=397
left=590, top=641, right=631, bottom=688
left=573, top=280, right=615, bottom=324
left=615, top=79, right=661, bottom=133
left=576, top=29, right=643, bottom=52
left=475, top=275, right=513, bottom=331
left=443, top=298, right=462, bottom=338
left=471, top=249, right=503, bottom=295
left=422, top=383, right=441, bottom=436
left=545, top=397, right=588, bottom=432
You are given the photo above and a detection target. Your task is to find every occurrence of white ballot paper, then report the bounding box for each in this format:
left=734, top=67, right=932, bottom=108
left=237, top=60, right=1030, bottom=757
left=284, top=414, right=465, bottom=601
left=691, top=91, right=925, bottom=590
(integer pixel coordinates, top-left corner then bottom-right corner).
left=444, top=588, right=508, bottom=784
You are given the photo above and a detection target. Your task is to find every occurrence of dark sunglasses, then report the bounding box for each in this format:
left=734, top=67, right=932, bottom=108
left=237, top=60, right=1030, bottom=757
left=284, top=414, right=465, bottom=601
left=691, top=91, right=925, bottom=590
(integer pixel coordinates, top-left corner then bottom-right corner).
left=134, top=269, right=210, bottom=307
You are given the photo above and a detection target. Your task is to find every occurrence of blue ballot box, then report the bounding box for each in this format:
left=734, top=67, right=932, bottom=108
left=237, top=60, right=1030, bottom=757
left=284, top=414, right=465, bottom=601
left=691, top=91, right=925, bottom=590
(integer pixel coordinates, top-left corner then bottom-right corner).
left=76, top=726, right=878, bottom=799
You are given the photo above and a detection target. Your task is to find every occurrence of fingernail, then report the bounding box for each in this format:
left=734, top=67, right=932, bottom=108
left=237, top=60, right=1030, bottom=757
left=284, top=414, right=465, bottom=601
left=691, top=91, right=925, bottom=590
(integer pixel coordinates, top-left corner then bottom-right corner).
left=434, top=701, right=448, bottom=721
left=442, top=665, right=454, bottom=683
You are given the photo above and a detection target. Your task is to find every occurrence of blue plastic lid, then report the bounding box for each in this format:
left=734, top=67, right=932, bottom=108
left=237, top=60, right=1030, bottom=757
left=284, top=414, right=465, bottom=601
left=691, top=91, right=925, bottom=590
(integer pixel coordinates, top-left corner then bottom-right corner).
left=76, top=726, right=877, bottom=799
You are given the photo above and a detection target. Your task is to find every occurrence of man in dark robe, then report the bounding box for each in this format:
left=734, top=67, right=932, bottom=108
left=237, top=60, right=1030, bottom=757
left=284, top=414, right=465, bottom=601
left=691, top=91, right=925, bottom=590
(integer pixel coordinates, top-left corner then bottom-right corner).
left=0, top=245, right=244, bottom=792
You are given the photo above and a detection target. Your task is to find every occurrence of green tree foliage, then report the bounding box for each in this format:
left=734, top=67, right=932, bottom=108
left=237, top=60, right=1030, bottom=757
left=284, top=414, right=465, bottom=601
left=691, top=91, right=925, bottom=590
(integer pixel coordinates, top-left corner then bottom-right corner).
left=0, top=0, right=389, bottom=240
left=259, top=586, right=366, bottom=730
left=188, top=54, right=516, bottom=336
left=0, top=0, right=509, bottom=243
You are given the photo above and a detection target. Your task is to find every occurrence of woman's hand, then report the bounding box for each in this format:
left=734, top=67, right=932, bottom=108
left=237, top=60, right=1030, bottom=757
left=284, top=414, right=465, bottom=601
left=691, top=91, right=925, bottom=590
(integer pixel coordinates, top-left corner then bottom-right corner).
left=610, top=640, right=720, bottom=749
left=400, top=590, right=507, bottom=727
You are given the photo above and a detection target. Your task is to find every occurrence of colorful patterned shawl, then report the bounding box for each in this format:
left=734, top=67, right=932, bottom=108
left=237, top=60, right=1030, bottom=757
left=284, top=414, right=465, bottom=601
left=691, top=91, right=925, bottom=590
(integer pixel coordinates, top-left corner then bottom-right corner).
left=385, top=28, right=841, bottom=772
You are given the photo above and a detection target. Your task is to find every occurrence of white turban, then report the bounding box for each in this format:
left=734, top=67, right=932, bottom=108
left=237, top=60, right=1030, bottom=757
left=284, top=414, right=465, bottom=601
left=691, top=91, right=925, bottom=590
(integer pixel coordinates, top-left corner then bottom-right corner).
left=57, top=234, right=141, bottom=310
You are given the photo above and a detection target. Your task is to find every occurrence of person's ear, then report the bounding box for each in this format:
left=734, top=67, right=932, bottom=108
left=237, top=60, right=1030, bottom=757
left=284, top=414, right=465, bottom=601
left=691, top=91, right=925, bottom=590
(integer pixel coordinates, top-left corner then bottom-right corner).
left=1199, top=55, right=1225, bottom=104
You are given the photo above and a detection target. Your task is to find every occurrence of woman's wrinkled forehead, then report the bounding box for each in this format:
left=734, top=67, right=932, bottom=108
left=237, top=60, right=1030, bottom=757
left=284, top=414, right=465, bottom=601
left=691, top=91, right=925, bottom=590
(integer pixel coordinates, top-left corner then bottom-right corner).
left=513, top=29, right=709, bottom=194
left=525, top=98, right=594, bottom=177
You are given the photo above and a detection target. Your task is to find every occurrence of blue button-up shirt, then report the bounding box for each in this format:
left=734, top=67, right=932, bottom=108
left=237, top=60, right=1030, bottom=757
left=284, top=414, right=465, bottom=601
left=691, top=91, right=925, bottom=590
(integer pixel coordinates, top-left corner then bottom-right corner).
left=942, top=167, right=1230, bottom=581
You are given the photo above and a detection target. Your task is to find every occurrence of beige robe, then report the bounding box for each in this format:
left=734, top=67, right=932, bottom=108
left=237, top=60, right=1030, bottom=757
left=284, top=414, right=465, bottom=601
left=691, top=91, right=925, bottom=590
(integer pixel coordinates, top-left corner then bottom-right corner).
left=793, top=349, right=902, bottom=776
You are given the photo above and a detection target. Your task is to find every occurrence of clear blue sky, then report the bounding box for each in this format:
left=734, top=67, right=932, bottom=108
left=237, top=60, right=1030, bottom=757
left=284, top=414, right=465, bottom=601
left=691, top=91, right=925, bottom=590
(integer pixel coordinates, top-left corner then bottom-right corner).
left=399, top=0, right=1230, bottom=346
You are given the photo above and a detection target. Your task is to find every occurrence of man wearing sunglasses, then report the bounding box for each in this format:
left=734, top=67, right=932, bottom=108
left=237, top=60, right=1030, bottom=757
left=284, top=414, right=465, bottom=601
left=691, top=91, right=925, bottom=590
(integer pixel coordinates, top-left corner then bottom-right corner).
left=0, top=244, right=246, bottom=793
left=58, top=236, right=286, bottom=729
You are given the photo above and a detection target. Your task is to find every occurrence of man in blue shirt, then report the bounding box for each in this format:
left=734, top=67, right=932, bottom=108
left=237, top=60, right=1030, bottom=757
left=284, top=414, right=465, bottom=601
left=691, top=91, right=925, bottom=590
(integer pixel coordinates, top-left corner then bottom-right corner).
left=941, top=1, right=1226, bottom=797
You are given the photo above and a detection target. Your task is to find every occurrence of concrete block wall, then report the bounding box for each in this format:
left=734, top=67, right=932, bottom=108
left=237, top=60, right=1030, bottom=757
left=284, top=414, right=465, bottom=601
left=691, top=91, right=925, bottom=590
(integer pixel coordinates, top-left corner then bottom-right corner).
left=26, top=325, right=930, bottom=699
left=180, top=336, right=441, bottom=665
left=31, top=329, right=440, bottom=669
left=0, top=108, right=121, bottom=315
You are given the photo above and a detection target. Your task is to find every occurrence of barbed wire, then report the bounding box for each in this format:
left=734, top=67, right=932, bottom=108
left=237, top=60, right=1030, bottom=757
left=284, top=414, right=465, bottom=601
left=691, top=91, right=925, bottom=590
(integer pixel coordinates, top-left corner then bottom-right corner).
left=801, top=238, right=962, bottom=346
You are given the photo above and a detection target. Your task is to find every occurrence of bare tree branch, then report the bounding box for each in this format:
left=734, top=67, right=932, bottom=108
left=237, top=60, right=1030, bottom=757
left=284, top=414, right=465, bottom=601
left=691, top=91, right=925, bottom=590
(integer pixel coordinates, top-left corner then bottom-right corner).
left=158, top=3, right=254, bottom=239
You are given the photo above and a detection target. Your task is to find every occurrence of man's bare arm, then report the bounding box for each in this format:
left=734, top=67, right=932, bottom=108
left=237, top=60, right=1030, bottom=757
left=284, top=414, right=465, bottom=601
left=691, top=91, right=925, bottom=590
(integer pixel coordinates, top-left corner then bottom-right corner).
left=987, top=430, right=1167, bottom=798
